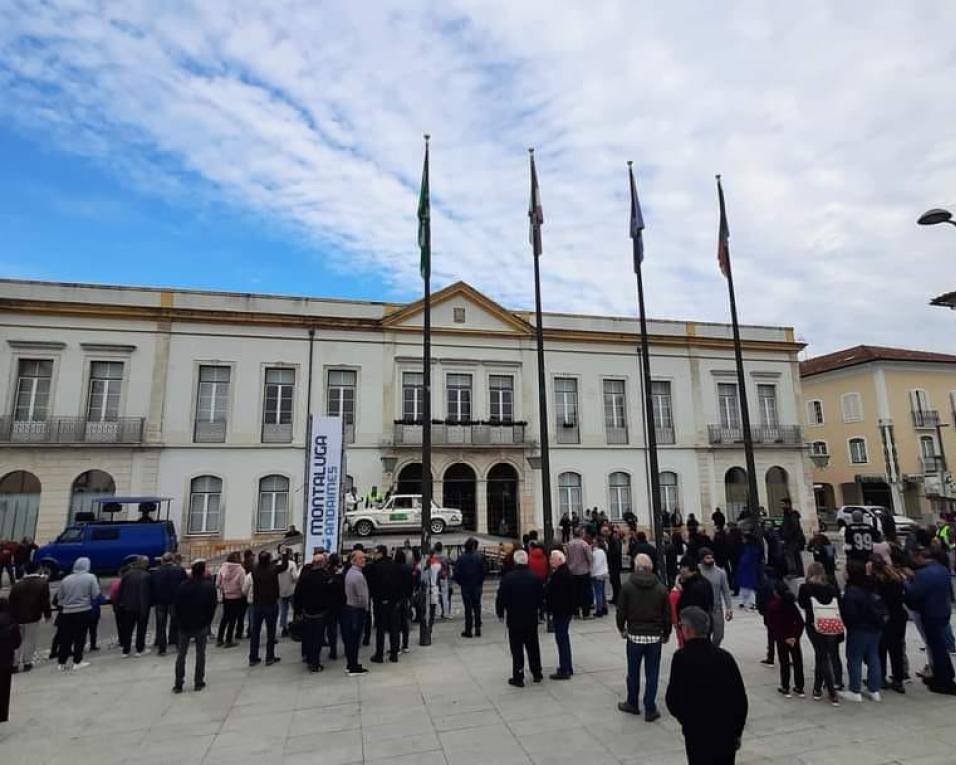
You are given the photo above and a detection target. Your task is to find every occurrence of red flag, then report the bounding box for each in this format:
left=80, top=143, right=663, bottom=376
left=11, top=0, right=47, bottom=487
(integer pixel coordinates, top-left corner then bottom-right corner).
left=717, top=175, right=730, bottom=279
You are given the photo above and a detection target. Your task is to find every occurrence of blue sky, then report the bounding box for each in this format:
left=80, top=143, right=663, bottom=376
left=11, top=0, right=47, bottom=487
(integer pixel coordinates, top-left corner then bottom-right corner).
left=2, top=1, right=956, bottom=355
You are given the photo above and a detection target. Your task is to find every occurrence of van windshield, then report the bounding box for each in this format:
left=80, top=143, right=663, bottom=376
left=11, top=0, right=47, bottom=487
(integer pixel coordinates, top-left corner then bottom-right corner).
left=57, top=527, right=84, bottom=543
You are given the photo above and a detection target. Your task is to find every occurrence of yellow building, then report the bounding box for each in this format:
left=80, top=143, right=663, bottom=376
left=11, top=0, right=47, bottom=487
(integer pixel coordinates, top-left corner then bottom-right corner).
left=800, top=345, right=956, bottom=520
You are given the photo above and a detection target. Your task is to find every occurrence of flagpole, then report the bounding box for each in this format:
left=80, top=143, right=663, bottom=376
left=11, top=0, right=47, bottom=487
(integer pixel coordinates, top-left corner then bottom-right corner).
left=419, top=135, right=433, bottom=647
left=717, top=175, right=760, bottom=519
left=628, top=162, right=665, bottom=577
left=529, top=148, right=554, bottom=547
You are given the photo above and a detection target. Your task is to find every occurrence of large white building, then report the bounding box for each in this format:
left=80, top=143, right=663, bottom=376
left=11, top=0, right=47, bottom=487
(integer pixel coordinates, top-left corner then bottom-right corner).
left=0, top=278, right=813, bottom=553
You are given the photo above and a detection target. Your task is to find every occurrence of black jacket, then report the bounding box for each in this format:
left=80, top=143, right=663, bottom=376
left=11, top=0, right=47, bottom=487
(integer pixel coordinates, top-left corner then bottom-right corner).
left=606, top=537, right=623, bottom=573
left=117, top=567, right=152, bottom=615
left=629, top=541, right=659, bottom=573
left=394, top=563, right=415, bottom=600
left=797, top=580, right=840, bottom=632
left=9, top=575, right=51, bottom=624
left=150, top=563, right=187, bottom=606
left=293, top=566, right=346, bottom=616
left=173, top=576, right=217, bottom=633
left=666, top=638, right=748, bottom=746
left=677, top=572, right=714, bottom=615
left=495, top=566, right=542, bottom=631
left=545, top=564, right=576, bottom=617
left=453, top=551, right=485, bottom=592
left=251, top=559, right=288, bottom=607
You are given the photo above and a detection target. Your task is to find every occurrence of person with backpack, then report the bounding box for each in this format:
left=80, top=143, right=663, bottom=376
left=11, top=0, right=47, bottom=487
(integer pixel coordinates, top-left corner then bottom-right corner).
left=798, top=562, right=844, bottom=705
left=840, top=559, right=887, bottom=702
left=765, top=579, right=805, bottom=698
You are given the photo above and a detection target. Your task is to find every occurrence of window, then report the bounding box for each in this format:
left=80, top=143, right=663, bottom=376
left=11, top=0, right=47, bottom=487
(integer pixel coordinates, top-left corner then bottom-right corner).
left=263, top=368, right=294, bottom=425
left=196, top=366, right=230, bottom=423
left=489, top=375, right=514, bottom=423
left=86, top=361, right=123, bottom=422
left=603, top=379, right=627, bottom=429
left=257, top=475, right=290, bottom=531
left=327, top=370, right=356, bottom=425
left=608, top=472, right=631, bottom=520
left=811, top=440, right=829, bottom=456
left=757, top=384, right=778, bottom=429
left=13, top=359, right=52, bottom=422
left=555, top=378, right=578, bottom=427
left=188, top=475, right=222, bottom=534
left=651, top=381, right=673, bottom=429
left=446, top=374, right=472, bottom=422
left=717, top=383, right=740, bottom=429
left=453, top=307, right=466, bottom=323
left=807, top=399, right=824, bottom=426
left=402, top=372, right=425, bottom=421
left=848, top=438, right=868, bottom=464
left=90, top=527, right=120, bottom=541
left=841, top=393, right=863, bottom=423
left=660, top=471, right=679, bottom=516
left=910, top=389, right=931, bottom=413
left=558, top=472, right=582, bottom=516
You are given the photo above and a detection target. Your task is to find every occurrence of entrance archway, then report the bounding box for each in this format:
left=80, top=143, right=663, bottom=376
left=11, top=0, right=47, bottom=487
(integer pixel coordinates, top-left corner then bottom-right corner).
left=0, top=470, right=41, bottom=539
left=397, top=463, right=423, bottom=496
left=443, top=463, right=477, bottom=531
left=765, top=466, right=790, bottom=517
left=724, top=467, right=749, bottom=521
left=814, top=483, right=836, bottom=513
left=70, top=469, right=115, bottom=521
left=487, top=463, right=519, bottom=538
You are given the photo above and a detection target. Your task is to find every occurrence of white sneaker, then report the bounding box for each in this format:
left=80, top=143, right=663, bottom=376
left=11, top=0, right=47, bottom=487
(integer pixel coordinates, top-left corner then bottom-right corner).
left=839, top=690, right=863, bottom=703
left=134, top=650, right=150, bottom=658
left=865, top=690, right=882, bottom=702
left=72, top=661, right=90, bottom=671
left=57, top=664, right=69, bottom=672
left=121, top=652, right=131, bottom=658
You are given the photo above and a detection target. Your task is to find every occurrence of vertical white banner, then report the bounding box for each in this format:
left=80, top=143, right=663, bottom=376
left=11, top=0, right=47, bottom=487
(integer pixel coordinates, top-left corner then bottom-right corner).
left=305, top=415, right=345, bottom=555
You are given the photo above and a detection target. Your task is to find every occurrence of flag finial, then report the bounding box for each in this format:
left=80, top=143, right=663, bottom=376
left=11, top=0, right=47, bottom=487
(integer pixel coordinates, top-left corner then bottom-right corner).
left=424, top=134, right=430, bottom=143
left=528, top=147, right=534, bottom=155
left=627, top=160, right=633, bottom=168
left=715, top=173, right=721, bottom=181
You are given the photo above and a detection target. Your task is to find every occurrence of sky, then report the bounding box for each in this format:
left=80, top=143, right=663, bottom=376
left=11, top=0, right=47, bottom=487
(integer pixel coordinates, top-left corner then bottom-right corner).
left=2, top=2, right=956, bottom=357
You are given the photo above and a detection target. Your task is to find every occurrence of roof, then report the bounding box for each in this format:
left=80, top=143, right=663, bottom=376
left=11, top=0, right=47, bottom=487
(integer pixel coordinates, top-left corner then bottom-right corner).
left=800, top=345, right=956, bottom=377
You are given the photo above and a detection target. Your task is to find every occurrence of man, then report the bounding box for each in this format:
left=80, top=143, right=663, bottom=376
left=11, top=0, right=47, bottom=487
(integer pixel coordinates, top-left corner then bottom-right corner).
left=8, top=560, right=51, bottom=672
left=277, top=546, right=300, bottom=638
left=905, top=546, right=956, bottom=695
left=13, top=537, right=37, bottom=581
left=0, top=541, right=15, bottom=587
left=246, top=550, right=288, bottom=667
left=116, top=556, right=152, bottom=657
left=686, top=524, right=712, bottom=564
left=617, top=553, right=671, bottom=721
left=566, top=528, right=593, bottom=618
left=55, top=557, right=99, bottom=671
left=606, top=527, right=623, bottom=606
left=711, top=508, right=726, bottom=531
left=622, top=508, right=638, bottom=533
left=495, top=549, right=543, bottom=687
left=454, top=537, right=485, bottom=638
left=779, top=500, right=805, bottom=578
left=343, top=549, right=370, bottom=676
left=844, top=509, right=881, bottom=563
left=151, top=552, right=187, bottom=656
left=666, top=606, right=748, bottom=764
left=294, top=553, right=344, bottom=672
left=676, top=557, right=714, bottom=636
left=698, top=548, right=733, bottom=647
left=559, top=512, right=572, bottom=544
left=628, top=531, right=658, bottom=576
left=172, top=559, right=217, bottom=693
left=545, top=550, right=575, bottom=680
left=370, top=545, right=401, bottom=664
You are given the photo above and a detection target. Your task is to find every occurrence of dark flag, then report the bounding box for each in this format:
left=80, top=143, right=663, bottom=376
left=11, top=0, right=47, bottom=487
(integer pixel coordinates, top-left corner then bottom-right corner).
left=717, top=174, right=730, bottom=278
left=529, top=149, right=543, bottom=257
left=628, top=161, right=644, bottom=271
left=418, top=137, right=431, bottom=279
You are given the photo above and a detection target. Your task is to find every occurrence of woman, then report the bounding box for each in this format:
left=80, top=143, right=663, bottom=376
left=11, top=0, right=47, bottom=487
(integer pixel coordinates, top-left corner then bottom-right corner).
left=841, top=559, right=887, bottom=702
left=798, top=562, right=843, bottom=705
left=0, top=598, right=22, bottom=723
left=735, top=533, right=763, bottom=610
left=870, top=555, right=907, bottom=693
left=807, top=532, right=836, bottom=583
left=216, top=552, right=246, bottom=647
left=590, top=539, right=609, bottom=617
left=665, top=531, right=685, bottom=588
left=766, top=580, right=805, bottom=698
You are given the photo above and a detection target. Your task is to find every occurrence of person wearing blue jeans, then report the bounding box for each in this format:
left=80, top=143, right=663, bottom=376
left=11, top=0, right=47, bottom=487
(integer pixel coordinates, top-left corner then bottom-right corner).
left=840, top=559, right=887, bottom=702
left=845, top=628, right=881, bottom=696
left=545, top=550, right=576, bottom=679
left=342, top=550, right=371, bottom=675
left=249, top=603, right=278, bottom=665
left=616, top=553, right=671, bottom=721
left=245, top=549, right=288, bottom=667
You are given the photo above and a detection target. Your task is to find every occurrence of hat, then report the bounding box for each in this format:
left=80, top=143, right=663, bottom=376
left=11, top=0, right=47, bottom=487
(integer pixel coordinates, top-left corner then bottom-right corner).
left=698, top=547, right=714, bottom=558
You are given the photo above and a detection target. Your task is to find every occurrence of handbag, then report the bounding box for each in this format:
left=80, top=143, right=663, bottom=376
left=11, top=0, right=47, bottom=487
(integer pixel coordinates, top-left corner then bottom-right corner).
left=810, top=595, right=844, bottom=636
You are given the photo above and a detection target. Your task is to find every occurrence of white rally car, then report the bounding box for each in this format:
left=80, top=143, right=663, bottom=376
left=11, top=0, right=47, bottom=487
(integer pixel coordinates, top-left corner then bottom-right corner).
left=346, top=494, right=463, bottom=537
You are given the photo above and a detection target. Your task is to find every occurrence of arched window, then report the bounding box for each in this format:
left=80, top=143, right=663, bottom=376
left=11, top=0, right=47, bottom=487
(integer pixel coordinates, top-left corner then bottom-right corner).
left=558, top=472, right=582, bottom=516
left=69, top=469, right=115, bottom=521
left=0, top=471, right=41, bottom=540
left=607, top=472, right=631, bottom=520
left=189, top=475, right=222, bottom=534
left=257, top=475, right=290, bottom=531
left=659, top=471, right=679, bottom=517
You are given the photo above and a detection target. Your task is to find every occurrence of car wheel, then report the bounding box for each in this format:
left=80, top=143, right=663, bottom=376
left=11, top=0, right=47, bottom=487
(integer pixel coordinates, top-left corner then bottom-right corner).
left=354, top=520, right=374, bottom=537
left=39, top=561, right=60, bottom=581
left=430, top=519, right=446, bottom=535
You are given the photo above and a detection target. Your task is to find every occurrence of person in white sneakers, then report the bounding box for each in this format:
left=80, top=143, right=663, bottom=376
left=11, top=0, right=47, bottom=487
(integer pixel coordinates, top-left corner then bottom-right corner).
left=840, top=559, right=886, bottom=703
left=55, top=557, right=100, bottom=671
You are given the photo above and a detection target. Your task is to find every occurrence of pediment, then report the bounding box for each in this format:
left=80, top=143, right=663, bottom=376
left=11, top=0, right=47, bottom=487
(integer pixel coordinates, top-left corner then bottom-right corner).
left=382, top=282, right=532, bottom=335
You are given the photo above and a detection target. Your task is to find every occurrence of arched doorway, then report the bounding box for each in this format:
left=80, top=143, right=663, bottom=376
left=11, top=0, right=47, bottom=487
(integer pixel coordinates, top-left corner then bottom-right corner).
left=487, top=463, right=519, bottom=538
left=0, top=470, right=41, bottom=539
left=724, top=467, right=749, bottom=521
left=814, top=483, right=836, bottom=513
left=443, top=463, right=477, bottom=531
left=396, top=463, right=423, bottom=496
left=70, top=469, right=115, bottom=521
left=765, top=466, right=790, bottom=517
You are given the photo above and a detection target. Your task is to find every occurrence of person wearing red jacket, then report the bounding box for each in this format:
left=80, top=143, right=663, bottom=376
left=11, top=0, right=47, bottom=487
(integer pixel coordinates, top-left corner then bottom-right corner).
left=765, top=580, right=805, bottom=698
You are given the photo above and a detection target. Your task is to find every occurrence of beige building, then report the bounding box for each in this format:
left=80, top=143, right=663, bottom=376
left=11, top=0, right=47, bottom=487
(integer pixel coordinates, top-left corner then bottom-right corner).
left=801, top=345, right=956, bottom=520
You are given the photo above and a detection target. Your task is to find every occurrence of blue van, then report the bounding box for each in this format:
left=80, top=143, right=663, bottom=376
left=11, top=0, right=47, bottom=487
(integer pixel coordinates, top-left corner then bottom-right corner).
left=35, top=496, right=178, bottom=577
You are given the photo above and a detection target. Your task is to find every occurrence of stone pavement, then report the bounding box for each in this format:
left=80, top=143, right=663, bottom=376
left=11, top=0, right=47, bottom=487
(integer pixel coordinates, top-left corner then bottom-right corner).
left=4, top=592, right=956, bottom=765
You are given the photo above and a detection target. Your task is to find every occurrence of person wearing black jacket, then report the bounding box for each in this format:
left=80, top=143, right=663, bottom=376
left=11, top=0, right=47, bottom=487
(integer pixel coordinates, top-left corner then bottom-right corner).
left=629, top=532, right=658, bottom=576
left=841, top=559, right=886, bottom=702
left=454, top=538, right=485, bottom=638
left=151, top=553, right=187, bottom=656
left=248, top=551, right=289, bottom=667
left=676, top=558, right=714, bottom=618
left=606, top=529, right=623, bottom=606
left=797, top=563, right=843, bottom=703
left=0, top=598, right=22, bottom=722
left=545, top=550, right=576, bottom=680
left=172, top=560, right=217, bottom=693
left=393, top=550, right=415, bottom=652
left=293, top=553, right=346, bottom=672
left=369, top=545, right=401, bottom=664
left=116, top=556, right=152, bottom=657
left=495, top=550, right=543, bottom=687
left=666, top=606, right=748, bottom=764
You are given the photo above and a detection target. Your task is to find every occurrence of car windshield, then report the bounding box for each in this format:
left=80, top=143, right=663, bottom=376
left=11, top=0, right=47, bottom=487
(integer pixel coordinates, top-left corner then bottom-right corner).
left=57, top=527, right=84, bottom=543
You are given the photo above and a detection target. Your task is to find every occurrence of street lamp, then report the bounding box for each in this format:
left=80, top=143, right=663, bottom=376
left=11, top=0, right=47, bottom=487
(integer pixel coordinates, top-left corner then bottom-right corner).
left=917, top=208, right=956, bottom=227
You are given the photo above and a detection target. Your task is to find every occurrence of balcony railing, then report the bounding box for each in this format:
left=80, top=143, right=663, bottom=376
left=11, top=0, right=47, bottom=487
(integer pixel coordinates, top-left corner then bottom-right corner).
left=708, top=425, right=803, bottom=446
left=605, top=425, right=628, bottom=445
left=912, top=410, right=940, bottom=428
left=194, top=420, right=226, bottom=443
left=921, top=455, right=943, bottom=474
left=393, top=421, right=528, bottom=447
left=0, top=416, right=145, bottom=444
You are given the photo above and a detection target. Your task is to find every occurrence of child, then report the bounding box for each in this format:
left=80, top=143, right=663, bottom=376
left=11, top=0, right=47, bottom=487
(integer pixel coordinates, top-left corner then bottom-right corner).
left=756, top=565, right=780, bottom=666
left=669, top=581, right=684, bottom=648
left=766, top=580, right=805, bottom=698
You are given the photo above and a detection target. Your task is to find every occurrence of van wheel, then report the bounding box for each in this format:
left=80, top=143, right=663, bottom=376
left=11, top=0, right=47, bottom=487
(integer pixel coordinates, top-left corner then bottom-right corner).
left=430, top=519, right=446, bottom=535
left=39, top=562, right=60, bottom=581
left=354, top=520, right=374, bottom=537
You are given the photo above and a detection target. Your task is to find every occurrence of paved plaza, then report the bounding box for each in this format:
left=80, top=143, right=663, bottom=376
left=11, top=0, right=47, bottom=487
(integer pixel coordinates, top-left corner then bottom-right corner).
left=3, top=591, right=956, bottom=765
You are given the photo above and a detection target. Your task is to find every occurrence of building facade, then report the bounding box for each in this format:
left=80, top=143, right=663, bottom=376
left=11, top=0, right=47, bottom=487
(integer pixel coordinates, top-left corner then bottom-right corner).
left=801, top=345, right=956, bottom=519
left=0, top=278, right=811, bottom=550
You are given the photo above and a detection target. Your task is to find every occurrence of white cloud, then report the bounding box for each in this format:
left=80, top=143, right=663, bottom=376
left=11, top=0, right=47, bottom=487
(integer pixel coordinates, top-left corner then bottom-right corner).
left=2, top=0, right=956, bottom=354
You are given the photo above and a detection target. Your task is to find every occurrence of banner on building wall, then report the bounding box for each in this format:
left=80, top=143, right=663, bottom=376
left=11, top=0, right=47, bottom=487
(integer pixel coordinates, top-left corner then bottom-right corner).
left=304, top=415, right=346, bottom=555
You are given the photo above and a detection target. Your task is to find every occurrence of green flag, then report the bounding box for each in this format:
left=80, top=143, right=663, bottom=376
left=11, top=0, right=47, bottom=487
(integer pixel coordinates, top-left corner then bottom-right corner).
left=418, top=137, right=430, bottom=280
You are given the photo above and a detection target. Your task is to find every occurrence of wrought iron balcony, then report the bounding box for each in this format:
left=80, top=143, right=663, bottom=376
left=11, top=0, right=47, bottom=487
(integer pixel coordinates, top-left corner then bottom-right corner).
left=393, top=420, right=528, bottom=447
left=0, top=416, right=145, bottom=444
left=912, top=410, right=940, bottom=428
left=707, top=425, right=803, bottom=446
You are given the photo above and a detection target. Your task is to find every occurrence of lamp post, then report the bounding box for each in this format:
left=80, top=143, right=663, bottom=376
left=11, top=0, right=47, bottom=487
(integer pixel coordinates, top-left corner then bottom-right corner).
left=917, top=208, right=956, bottom=228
